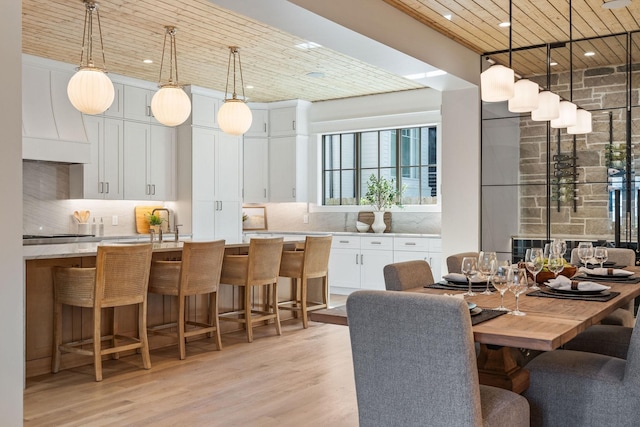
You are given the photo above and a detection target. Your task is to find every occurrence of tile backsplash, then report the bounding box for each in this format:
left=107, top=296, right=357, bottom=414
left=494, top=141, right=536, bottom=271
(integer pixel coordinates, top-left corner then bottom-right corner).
left=24, top=161, right=441, bottom=237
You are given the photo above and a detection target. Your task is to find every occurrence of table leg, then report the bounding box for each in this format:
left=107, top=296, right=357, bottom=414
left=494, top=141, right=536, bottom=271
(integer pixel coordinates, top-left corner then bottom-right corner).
left=476, top=344, right=530, bottom=394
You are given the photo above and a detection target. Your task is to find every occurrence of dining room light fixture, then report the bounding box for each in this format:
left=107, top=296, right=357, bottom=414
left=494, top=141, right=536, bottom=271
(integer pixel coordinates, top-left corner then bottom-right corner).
left=531, top=90, right=560, bottom=121
left=567, top=108, right=593, bottom=134
left=67, top=1, right=115, bottom=115
left=508, top=78, right=539, bottom=113
left=550, top=100, right=578, bottom=128
left=150, top=26, right=191, bottom=127
left=218, top=46, right=253, bottom=136
left=481, top=1, right=515, bottom=102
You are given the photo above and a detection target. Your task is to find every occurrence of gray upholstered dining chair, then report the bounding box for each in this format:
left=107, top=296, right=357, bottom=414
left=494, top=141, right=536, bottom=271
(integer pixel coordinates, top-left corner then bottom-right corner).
left=383, top=260, right=435, bottom=291
left=347, top=290, right=530, bottom=427
left=563, top=323, right=633, bottom=359
left=524, top=315, right=640, bottom=427
left=446, top=251, right=480, bottom=274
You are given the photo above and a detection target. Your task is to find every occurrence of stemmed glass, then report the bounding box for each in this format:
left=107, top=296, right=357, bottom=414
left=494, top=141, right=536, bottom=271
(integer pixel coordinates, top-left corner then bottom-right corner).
left=492, top=264, right=510, bottom=311
left=552, top=239, right=567, bottom=258
left=461, top=256, right=478, bottom=297
left=478, top=251, right=498, bottom=295
left=594, top=247, right=608, bottom=269
left=577, top=242, right=594, bottom=269
left=525, top=247, right=544, bottom=291
left=547, top=254, right=565, bottom=279
left=508, top=267, right=528, bottom=316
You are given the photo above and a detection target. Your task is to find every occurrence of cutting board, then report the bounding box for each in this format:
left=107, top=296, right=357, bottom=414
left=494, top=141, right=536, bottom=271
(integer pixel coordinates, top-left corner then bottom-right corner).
left=135, top=205, right=167, bottom=234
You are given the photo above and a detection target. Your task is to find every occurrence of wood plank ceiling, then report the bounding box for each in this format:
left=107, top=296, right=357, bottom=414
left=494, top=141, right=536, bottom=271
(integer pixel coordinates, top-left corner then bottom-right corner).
left=22, top=1, right=640, bottom=102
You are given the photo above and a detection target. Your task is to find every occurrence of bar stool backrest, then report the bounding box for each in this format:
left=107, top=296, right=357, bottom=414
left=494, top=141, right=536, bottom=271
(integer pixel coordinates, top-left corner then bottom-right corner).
left=97, top=244, right=153, bottom=308
left=180, top=240, right=225, bottom=295
left=247, top=237, right=284, bottom=285
left=302, top=236, right=333, bottom=279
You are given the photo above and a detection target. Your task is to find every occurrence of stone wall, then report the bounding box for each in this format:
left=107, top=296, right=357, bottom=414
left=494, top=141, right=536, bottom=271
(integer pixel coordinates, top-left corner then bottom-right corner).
left=518, top=63, right=640, bottom=238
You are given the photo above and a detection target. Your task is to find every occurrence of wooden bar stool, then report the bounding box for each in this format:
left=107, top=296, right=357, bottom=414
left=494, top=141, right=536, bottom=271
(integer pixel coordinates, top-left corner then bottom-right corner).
left=148, top=240, right=226, bottom=359
left=278, top=235, right=332, bottom=328
left=218, top=237, right=284, bottom=342
left=52, top=243, right=153, bottom=381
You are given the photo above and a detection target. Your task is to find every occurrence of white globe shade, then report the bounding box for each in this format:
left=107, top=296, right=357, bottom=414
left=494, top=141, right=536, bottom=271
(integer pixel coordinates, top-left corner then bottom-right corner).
left=151, top=86, right=192, bottom=127
left=480, top=64, right=515, bottom=102
left=508, top=79, right=539, bottom=113
left=67, top=67, right=115, bottom=115
left=550, top=101, right=577, bottom=128
left=531, top=91, right=560, bottom=121
left=218, top=99, right=253, bottom=136
left=567, top=109, right=592, bottom=134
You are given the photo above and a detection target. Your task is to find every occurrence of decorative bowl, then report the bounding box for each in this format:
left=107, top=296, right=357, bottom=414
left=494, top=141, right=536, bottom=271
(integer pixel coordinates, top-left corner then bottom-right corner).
left=356, top=221, right=370, bottom=233
left=532, top=265, right=577, bottom=283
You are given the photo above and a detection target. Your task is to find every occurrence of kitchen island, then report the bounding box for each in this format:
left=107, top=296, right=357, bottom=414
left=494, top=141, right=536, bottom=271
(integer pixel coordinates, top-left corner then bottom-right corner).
left=24, top=239, right=301, bottom=378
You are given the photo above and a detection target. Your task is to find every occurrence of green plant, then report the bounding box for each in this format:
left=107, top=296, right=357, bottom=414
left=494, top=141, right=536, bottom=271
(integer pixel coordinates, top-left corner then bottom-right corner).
left=147, top=213, right=165, bottom=226
left=360, top=174, right=406, bottom=211
left=242, top=213, right=248, bottom=222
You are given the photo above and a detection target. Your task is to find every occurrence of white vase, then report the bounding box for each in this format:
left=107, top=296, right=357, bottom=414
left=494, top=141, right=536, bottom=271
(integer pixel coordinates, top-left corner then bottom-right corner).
left=371, top=211, right=386, bottom=233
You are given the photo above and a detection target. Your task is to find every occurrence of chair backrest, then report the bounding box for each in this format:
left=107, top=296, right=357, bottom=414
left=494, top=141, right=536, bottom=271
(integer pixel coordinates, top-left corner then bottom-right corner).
left=347, top=290, right=483, bottom=426
left=624, top=315, right=640, bottom=387
left=302, top=235, right=332, bottom=279
left=383, top=260, right=435, bottom=291
left=570, top=247, right=635, bottom=267
left=247, top=237, right=284, bottom=285
left=180, top=240, right=226, bottom=295
left=446, top=252, right=479, bottom=274
left=96, top=244, right=153, bottom=308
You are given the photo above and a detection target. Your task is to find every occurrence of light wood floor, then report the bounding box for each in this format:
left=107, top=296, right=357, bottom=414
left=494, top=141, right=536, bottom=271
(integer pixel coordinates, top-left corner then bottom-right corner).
left=24, top=312, right=358, bottom=426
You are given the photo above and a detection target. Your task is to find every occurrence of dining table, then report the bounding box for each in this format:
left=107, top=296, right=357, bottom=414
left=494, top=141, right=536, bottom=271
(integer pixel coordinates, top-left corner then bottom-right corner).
left=408, top=266, right=640, bottom=393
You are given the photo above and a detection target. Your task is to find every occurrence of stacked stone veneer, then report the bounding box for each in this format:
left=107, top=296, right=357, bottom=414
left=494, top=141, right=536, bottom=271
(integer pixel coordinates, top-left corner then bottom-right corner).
left=518, top=63, right=640, bottom=238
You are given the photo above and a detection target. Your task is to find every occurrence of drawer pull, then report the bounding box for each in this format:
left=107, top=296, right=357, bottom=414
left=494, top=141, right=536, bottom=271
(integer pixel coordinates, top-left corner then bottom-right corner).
left=371, top=241, right=382, bottom=245
left=339, top=240, right=350, bottom=244
left=404, top=242, right=417, bottom=246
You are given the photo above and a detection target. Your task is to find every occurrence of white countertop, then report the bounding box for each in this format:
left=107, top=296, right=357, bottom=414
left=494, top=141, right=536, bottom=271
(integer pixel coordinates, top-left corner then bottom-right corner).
left=23, top=241, right=187, bottom=260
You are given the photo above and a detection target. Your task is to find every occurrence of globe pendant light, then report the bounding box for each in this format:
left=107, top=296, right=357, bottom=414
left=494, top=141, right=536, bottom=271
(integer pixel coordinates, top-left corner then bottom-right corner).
left=550, top=100, right=577, bottom=128
left=218, top=46, right=253, bottom=136
left=531, top=91, right=560, bottom=121
left=67, top=1, right=115, bottom=115
left=150, top=26, right=191, bottom=127
left=567, top=109, right=592, bottom=134
left=508, top=79, right=539, bottom=112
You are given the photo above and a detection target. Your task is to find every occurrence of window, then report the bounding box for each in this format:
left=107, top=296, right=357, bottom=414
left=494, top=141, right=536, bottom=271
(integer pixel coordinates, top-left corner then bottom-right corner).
left=322, top=126, right=438, bottom=206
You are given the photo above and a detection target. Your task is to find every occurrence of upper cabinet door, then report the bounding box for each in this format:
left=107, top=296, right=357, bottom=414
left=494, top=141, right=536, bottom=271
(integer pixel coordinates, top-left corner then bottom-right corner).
left=123, top=86, right=158, bottom=124
left=103, top=83, right=124, bottom=118
left=123, top=121, right=150, bottom=200
left=269, top=107, right=297, bottom=137
left=191, top=93, right=219, bottom=128
left=243, top=138, right=268, bottom=203
left=149, top=124, right=176, bottom=201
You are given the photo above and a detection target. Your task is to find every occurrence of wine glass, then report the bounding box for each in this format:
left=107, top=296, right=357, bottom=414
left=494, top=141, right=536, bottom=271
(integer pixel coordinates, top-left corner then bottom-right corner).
left=478, top=251, right=498, bottom=295
left=552, top=239, right=567, bottom=257
left=492, top=264, right=510, bottom=311
left=594, top=247, right=608, bottom=269
left=525, top=247, right=544, bottom=291
left=547, top=254, right=565, bottom=279
left=577, top=242, right=594, bottom=269
left=507, top=267, right=528, bottom=316
left=461, top=256, right=478, bottom=297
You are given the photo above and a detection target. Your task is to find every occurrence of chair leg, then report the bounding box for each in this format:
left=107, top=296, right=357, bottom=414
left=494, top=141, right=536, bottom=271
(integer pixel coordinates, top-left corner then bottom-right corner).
left=245, top=285, right=253, bottom=343
left=211, top=291, right=222, bottom=350
left=51, top=301, right=62, bottom=373
left=272, top=282, right=282, bottom=336
left=139, top=300, right=151, bottom=370
left=292, top=278, right=299, bottom=319
left=93, top=307, right=103, bottom=382
left=322, top=275, right=329, bottom=308
left=112, top=307, right=119, bottom=360
left=178, top=295, right=186, bottom=360
left=301, top=278, right=309, bottom=329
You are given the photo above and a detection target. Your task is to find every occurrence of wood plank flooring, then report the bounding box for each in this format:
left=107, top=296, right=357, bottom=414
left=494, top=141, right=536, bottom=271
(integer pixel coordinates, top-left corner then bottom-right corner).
left=24, top=317, right=358, bottom=426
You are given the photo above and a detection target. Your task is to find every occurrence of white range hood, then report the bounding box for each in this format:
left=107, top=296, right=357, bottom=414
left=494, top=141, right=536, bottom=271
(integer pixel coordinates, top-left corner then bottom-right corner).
left=22, top=55, right=91, bottom=164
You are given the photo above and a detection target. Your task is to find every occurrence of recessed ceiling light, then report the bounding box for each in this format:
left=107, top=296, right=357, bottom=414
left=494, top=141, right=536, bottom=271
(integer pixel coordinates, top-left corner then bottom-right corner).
left=443, top=13, right=452, bottom=21
left=295, top=41, right=322, bottom=50
left=550, top=61, right=558, bottom=66
left=584, top=51, right=595, bottom=57
left=602, top=0, right=631, bottom=9
left=143, top=59, right=153, bottom=64
left=245, top=85, right=254, bottom=89
left=499, top=22, right=511, bottom=27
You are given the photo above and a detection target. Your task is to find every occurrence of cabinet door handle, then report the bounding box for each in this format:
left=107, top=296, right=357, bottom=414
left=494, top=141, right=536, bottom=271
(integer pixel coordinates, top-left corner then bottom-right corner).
left=429, top=257, right=432, bottom=265
left=404, top=242, right=417, bottom=246
left=146, top=106, right=152, bottom=117
left=360, top=254, right=364, bottom=264
left=292, top=120, right=296, bottom=131
left=105, top=182, right=109, bottom=194
left=152, top=184, right=156, bottom=195
left=219, top=201, right=223, bottom=210
left=263, top=123, right=267, bottom=133
left=264, top=188, right=267, bottom=198
left=99, top=182, right=104, bottom=194
left=292, top=188, right=296, bottom=198
left=355, top=254, right=359, bottom=264
left=146, top=184, right=150, bottom=195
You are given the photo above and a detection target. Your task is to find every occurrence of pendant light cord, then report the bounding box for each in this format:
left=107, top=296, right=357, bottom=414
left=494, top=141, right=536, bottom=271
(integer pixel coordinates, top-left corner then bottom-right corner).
left=78, top=2, right=107, bottom=71
left=509, top=0, right=513, bottom=68
left=158, top=27, right=179, bottom=86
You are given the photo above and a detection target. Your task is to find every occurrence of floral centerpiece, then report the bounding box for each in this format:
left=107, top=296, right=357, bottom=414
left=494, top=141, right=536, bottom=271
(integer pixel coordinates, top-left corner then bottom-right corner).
left=360, top=174, right=405, bottom=233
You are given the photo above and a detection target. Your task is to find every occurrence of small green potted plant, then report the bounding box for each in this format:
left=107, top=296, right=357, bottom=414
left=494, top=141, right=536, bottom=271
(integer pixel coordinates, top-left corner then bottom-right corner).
left=147, top=213, right=165, bottom=234
left=360, top=174, right=405, bottom=233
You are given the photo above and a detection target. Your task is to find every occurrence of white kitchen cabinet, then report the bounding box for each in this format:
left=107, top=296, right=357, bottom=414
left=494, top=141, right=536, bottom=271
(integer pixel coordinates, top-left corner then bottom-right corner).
left=269, top=135, right=308, bottom=202
left=123, top=121, right=176, bottom=200
left=245, top=107, right=269, bottom=137
left=393, top=236, right=443, bottom=280
left=103, top=83, right=124, bottom=118
left=328, top=235, right=393, bottom=294
left=123, top=85, right=158, bottom=124
left=191, top=93, right=219, bottom=128
left=243, top=137, right=269, bottom=203
left=70, top=116, right=124, bottom=199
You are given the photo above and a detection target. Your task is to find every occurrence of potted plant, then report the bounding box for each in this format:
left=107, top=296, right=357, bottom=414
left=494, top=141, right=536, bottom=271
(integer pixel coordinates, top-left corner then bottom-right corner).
left=360, top=174, right=405, bottom=233
left=147, top=213, right=165, bottom=234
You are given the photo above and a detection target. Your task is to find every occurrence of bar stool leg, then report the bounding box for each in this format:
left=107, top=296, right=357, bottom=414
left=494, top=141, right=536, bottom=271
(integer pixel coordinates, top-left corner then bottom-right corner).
left=272, top=281, right=282, bottom=336
left=301, top=277, right=309, bottom=329
left=245, top=285, right=253, bottom=343
left=93, top=308, right=103, bottom=382
left=51, top=301, right=62, bottom=373
left=178, top=295, right=186, bottom=360
left=210, top=292, right=222, bottom=350
left=112, top=307, right=120, bottom=360
left=139, top=300, right=151, bottom=370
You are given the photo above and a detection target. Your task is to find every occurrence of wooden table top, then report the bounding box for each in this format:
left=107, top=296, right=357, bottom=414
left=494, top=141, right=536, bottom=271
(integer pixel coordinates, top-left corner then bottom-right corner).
left=409, top=269, right=640, bottom=351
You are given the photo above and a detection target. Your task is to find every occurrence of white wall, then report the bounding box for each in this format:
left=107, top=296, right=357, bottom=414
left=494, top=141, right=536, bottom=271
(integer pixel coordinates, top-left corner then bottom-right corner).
left=0, top=0, right=24, bottom=423
left=441, top=88, right=481, bottom=259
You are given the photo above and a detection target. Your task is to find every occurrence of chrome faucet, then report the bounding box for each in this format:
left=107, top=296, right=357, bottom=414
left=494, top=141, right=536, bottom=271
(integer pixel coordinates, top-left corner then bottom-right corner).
left=151, top=208, right=171, bottom=242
